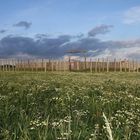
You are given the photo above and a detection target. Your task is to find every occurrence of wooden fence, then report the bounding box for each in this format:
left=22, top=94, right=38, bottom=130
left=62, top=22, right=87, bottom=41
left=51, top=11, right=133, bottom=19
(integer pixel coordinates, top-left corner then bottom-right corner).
left=0, top=58, right=140, bottom=72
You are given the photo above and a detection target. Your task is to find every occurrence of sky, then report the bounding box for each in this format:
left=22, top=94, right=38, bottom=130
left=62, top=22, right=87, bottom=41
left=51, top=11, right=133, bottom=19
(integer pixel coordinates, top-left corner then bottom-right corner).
left=1, top=0, right=140, bottom=59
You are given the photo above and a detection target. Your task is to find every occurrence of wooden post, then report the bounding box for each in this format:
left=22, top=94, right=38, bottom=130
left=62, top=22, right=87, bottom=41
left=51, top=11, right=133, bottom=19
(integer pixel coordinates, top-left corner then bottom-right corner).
left=0, top=59, right=1, bottom=71
left=56, top=60, right=58, bottom=71
left=62, top=60, right=64, bottom=71
left=58, top=60, right=59, bottom=71
left=59, top=60, right=61, bottom=71
left=124, top=59, right=126, bottom=72
left=23, top=60, right=26, bottom=71
left=98, top=58, right=100, bottom=72
left=27, top=59, right=29, bottom=71
left=136, top=60, right=139, bottom=72
left=41, top=59, right=43, bottom=71
left=3, top=59, right=5, bottom=71
left=100, top=58, right=102, bottom=72
left=102, top=58, right=104, bottom=72
left=20, top=60, right=22, bottom=71
left=5, top=59, right=7, bottom=71
left=1, top=59, right=2, bottom=71
left=12, top=59, right=15, bottom=71
left=7, top=59, right=9, bottom=71
left=107, top=58, right=109, bottom=72
left=138, top=61, right=139, bottom=72
left=6, top=59, right=8, bottom=71
left=114, top=58, right=116, bottom=72
left=1, top=59, right=3, bottom=71
left=8, top=59, right=10, bottom=71
left=51, top=60, right=54, bottom=72
left=11, top=59, right=13, bottom=71
left=44, top=60, right=47, bottom=72
left=84, top=57, right=86, bottom=70
left=18, top=59, right=20, bottom=71
left=90, top=58, right=92, bottom=73
left=69, top=57, right=71, bottom=72
left=17, top=59, right=19, bottom=71
left=120, top=59, right=122, bottom=72
left=95, top=59, right=97, bottom=72
left=76, top=61, right=79, bottom=71
left=128, top=60, right=130, bottom=72
left=10, top=59, right=12, bottom=71
left=34, top=60, right=37, bottom=72
left=31, top=60, right=33, bottom=72
left=126, top=59, right=128, bottom=72
left=133, top=60, right=135, bottom=72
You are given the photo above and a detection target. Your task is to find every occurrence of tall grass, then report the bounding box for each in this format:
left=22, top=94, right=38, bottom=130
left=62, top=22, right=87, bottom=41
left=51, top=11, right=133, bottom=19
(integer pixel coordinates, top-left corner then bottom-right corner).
left=0, top=72, right=140, bottom=139
left=103, top=113, right=113, bottom=140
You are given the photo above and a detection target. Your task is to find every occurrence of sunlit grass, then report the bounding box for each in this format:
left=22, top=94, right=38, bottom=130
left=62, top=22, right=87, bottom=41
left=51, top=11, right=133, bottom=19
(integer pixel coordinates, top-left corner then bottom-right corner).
left=0, top=72, right=140, bottom=139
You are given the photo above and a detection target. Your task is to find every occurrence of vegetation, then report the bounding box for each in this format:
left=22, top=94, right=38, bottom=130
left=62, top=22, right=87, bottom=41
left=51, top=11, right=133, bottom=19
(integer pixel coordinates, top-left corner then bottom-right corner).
left=0, top=72, right=140, bottom=140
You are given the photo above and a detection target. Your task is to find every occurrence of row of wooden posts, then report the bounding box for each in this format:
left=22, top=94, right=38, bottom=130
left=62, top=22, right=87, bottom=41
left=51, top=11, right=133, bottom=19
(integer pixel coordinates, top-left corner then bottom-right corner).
left=0, top=58, right=140, bottom=72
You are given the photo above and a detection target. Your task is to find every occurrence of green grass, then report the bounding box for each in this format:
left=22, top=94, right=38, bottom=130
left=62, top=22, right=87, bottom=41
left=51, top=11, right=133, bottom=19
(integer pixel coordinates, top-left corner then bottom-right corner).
left=0, top=72, right=140, bottom=140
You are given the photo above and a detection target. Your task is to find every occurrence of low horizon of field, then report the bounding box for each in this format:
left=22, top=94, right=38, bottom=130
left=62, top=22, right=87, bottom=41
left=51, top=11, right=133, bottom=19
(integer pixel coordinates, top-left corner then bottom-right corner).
left=1, top=71, right=140, bottom=83
left=0, top=72, right=140, bottom=139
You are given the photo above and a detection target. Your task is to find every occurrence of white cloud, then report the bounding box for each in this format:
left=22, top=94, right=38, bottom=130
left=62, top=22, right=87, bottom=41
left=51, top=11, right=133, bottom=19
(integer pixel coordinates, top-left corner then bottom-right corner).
left=123, top=6, right=140, bottom=24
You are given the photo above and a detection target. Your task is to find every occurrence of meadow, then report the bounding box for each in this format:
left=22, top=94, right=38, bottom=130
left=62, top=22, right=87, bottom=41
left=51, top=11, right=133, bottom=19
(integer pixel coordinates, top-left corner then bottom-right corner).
left=0, top=72, right=140, bottom=140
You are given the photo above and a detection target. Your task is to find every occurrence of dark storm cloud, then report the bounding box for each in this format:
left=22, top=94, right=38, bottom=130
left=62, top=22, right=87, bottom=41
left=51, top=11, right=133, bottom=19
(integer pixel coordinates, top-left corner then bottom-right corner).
left=0, top=34, right=125, bottom=59
left=0, top=29, right=7, bottom=34
left=13, top=21, right=32, bottom=29
left=0, top=34, right=73, bottom=58
left=0, top=36, right=36, bottom=58
left=0, top=25, right=140, bottom=59
left=88, top=24, right=114, bottom=37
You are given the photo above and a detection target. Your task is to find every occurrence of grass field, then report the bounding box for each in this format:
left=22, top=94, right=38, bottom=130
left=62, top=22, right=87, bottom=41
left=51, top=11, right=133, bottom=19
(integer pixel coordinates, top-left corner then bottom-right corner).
left=0, top=72, right=140, bottom=140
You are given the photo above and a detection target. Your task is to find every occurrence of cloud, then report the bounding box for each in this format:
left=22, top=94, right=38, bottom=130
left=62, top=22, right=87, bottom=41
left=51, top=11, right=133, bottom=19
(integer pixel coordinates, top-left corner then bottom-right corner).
left=123, top=6, right=140, bottom=24
left=88, top=24, right=113, bottom=37
left=0, top=29, right=7, bottom=34
left=13, top=21, right=32, bottom=29
left=0, top=34, right=72, bottom=58
left=0, top=27, right=140, bottom=60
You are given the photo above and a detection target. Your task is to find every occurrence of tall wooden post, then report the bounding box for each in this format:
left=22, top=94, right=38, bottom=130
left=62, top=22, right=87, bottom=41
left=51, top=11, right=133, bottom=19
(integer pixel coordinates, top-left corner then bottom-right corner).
left=102, top=58, right=104, bottom=72
left=128, top=60, right=131, bottom=72
left=17, top=59, right=19, bottom=71
left=84, top=57, right=87, bottom=70
left=59, top=60, right=62, bottom=71
left=107, top=58, right=109, bottom=72
left=136, top=60, right=139, bottom=72
left=98, top=58, right=100, bottom=72
left=35, top=60, right=37, bottom=72
left=1, top=59, right=4, bottom=71
left=44, top=60, right=47, bottom=72
left=5, top=59, right=7, bottom=71
left=76, top=61, right=79, bottom=71
left=69, top=56, right=71, bottom=72
left=0, top=59, right=1, bottom=71
left=124, top=59, right=127, bottom=72
left=120, top=59, right=122, bottom=72
left=114, top=58, right=116, bottom=72
left=6, top=59, right=8, bottom=71
left=27, top=59, right=30, bottom=71
left=132, top=60, right=135, bottom=72
left=95, top=59, right=97, bottom=72
left=12, top=59, right=14, bottom=71
left=20, top=60, right=22, bottom=71
left=51, top=60, right=54, bottom=72
left=90, top=58, right=92, bottom=73
left=41, top=59, right=44, bottom=71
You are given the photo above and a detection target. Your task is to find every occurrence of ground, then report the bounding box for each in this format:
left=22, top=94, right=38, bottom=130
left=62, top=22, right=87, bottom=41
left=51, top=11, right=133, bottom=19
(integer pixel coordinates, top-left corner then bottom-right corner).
left=0, top=72, right=140, bottom=140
